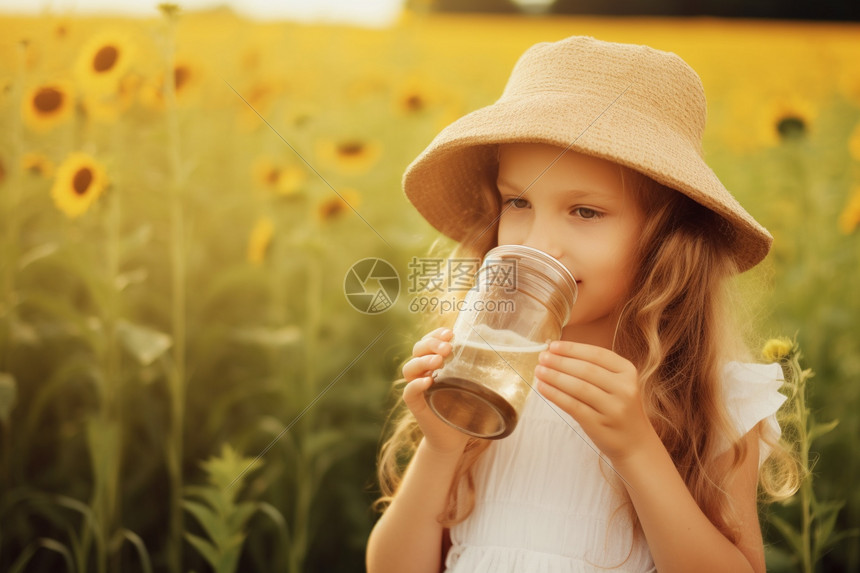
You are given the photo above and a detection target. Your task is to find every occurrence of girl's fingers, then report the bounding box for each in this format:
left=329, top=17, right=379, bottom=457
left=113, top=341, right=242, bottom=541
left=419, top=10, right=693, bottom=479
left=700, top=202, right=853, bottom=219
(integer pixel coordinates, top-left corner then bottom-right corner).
left=547, top=340, right=631, bottom=374
left=534, top=364, right=609, bottom=412
left=422, top=326, right=453, bottom=341
left=538, top=352, right=615, bottom=393
left=402, top=353, right=445, bottom=381
left=402, top=376, right=433, bottom=410
left=535, top=377, right=601, bottom=425
left=412, top=328, right=453, bottom=357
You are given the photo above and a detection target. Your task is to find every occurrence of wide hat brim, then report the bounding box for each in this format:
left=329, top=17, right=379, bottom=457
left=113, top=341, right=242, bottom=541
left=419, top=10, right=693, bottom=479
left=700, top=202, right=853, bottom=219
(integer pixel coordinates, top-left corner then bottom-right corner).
left=403, top=38, right=772, bottom=273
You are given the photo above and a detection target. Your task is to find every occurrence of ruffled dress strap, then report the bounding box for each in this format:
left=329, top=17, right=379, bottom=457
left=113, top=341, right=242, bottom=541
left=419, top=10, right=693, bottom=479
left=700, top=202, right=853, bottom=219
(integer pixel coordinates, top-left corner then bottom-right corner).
left=721, top=361, right=787, bottom=466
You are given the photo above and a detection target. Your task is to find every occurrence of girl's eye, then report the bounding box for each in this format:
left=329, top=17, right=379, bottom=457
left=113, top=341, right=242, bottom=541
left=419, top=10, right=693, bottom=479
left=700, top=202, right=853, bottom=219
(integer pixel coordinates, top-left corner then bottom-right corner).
left=503, top=197, right=530, bottom=209
left=573, top=207, right=601, bottom=219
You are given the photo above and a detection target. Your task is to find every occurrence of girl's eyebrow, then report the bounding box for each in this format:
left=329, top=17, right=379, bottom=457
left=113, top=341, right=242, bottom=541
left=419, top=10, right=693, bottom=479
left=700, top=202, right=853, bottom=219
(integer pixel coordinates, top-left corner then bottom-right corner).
left=496, top=178, right=607, bottom=200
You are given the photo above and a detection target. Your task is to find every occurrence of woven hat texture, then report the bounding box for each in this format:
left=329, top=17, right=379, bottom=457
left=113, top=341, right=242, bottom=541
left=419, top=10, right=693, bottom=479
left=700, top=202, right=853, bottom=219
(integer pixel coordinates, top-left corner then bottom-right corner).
left=402, top=35, right=772, bottom=272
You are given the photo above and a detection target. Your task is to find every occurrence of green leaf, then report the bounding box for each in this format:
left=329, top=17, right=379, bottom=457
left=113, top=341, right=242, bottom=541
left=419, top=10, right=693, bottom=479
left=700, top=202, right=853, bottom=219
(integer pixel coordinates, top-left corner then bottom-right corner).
left=0, top=372, right=17, bottom=424
left=8, top=542, right=38, bottom=573
left=117, top=319, right=172, bottom=366
left=119, top=223, right=153, bottom=257
left=812, top=500, right=847, bottom=560
left=764, top=544, right=798, bottom=570
left=185, top=532, right=220, bottom=570
left=119, top=529, right=153, bottom=573
left=37, top=538, right=75, bottom=572
left=184, top=485, right=230, bottom=519
left=807, top=418, right=839, bottom=443
left=17, top=242, right=59, bottom=270
left=226, top=501, right=257, bottom=535
left=183, top=499, right=229, bottom=546
left=114, top=268, right=148, bottom=291
left=23, top=356, right=99, bottom=440
left=253, top=501, right=288, bottom=534
left=216, top=532, right=246, bottom=573
left=199, top=443, right=262, bottom=495
left=768, top=513, right=805, bottom=559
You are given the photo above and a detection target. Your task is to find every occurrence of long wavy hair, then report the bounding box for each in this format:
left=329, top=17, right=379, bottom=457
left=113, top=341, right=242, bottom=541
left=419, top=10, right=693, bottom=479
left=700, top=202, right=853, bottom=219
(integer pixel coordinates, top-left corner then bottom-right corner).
left=374, top=153, right=800, bottom=544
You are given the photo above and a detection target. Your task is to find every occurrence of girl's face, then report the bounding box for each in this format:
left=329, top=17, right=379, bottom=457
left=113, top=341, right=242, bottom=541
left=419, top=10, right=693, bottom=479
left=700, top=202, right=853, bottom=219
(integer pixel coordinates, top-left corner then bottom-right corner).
left=496, top=142, right=646, bottom=347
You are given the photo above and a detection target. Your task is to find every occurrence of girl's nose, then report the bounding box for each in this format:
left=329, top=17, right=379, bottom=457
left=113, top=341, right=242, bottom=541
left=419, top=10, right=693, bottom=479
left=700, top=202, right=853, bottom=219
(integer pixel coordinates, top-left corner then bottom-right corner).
left=522, top=222, right=563, bottom=260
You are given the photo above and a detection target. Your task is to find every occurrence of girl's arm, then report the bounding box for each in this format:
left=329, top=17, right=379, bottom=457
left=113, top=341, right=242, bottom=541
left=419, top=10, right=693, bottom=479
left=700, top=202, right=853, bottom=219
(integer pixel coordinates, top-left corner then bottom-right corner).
left=613, top=424, right=765, bottom=573
left=535, top=341, right=765, bottom=573
left=366, top=328, right=470, bottom=573
left=366, top=438, right=464, bottom=573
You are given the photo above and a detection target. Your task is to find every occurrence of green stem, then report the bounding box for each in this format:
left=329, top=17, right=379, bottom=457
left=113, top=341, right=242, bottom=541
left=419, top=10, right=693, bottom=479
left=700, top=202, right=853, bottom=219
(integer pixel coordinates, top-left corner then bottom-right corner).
left=0, top=41, right=27, bottom=494
left=793, top=354, right=813, bottom=573
left=162, top=14, right=186, bottom=573
left=104, top=147, right=123, bottom=573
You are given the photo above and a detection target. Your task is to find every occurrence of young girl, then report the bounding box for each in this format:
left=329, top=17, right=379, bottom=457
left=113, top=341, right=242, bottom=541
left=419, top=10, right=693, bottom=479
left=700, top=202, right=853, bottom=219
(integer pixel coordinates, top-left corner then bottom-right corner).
left=366, top=35, right=798, bottom=573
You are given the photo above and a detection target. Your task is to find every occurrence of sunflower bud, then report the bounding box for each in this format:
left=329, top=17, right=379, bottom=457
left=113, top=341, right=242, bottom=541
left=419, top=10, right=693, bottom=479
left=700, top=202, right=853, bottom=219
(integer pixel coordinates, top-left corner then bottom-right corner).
left=762, top=337, right=794, bottom=363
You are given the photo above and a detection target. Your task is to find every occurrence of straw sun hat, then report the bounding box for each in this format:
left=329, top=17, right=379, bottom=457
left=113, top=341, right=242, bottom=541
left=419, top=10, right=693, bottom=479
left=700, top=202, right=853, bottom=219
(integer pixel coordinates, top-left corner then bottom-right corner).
left=402, top=35, right=772, bottom=273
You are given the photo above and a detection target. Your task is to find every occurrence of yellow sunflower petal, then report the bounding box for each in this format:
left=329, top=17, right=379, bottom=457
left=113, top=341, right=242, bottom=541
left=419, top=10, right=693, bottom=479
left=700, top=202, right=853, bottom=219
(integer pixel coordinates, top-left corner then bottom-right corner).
left=762, top=337, right=794, bottom=363
left=139, top=57, right=203, bottom=111
left=276, top=165, right=307, bottom=196
left=75, top=32, right=136, bottom=96
left=838, top=186, right=860, bottom=235
left=315, top=138, right=381, bottom=176
left=316, top=188, right=361, bottom=223
left=757, top=95, right=817, bottom=147
left=247, top=216, right=275, bottom=265
left=50, top=152, right=109, bottom=219
left=848, top=122, right=860, bottom=162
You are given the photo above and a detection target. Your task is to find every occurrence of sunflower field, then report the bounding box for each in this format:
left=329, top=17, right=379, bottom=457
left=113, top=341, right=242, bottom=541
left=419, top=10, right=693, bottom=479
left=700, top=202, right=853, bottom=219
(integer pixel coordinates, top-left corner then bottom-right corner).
left=1, top=6, right=859, bottom=573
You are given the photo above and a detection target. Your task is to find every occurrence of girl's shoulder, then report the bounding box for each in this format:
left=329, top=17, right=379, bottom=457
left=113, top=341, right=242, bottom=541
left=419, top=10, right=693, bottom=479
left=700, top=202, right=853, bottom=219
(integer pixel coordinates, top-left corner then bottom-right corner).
left=719, top=361, right=787, bottom=465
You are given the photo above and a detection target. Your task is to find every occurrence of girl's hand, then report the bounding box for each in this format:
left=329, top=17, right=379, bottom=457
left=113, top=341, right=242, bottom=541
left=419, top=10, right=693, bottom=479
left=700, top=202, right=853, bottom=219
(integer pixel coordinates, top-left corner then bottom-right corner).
left=401, top=327, right=470, bottom=455
left=534, top=341, right=657, bottom=464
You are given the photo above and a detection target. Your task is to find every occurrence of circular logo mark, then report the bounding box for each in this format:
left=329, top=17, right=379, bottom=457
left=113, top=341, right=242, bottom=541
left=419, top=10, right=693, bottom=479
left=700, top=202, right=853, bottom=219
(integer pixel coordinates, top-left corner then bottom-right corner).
left=344, top=258, right=400, bottom=314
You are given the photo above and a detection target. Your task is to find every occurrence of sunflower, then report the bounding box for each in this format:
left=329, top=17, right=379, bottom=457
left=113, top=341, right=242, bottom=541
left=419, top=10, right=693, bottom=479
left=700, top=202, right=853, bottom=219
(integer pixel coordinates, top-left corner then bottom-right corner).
left=393, top=77, right=443, bottom=116
left=22, top=152, right=55, bottom=178
left=235, top=80, right=289, bottom=132
left=758, top=95, right=817, bottom=146
left=75, top=32, right=135, bottom=96
left=252, top=157, right=280, bottom=188
left=251, top=157, right=307, bottom=196
left=50, top=152, right=108, bottom=218
left=315, top=138, right=381, bottom=176
left=22, top=82, right=75, bottom=131
left=316, top=188, right=361, bottom=222
left=139, top=58, right=202, bottom=110
left=247, top=216, right=274, bottom=265
left=762, top=337, right=795, bottom=363
left=838, top=186, right=860, bottom=235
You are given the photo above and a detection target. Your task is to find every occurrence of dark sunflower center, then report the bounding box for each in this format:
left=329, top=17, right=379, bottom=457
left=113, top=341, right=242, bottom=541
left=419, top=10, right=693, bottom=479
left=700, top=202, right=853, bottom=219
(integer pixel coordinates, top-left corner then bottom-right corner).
left=337, top=142, right=364, bottom=157
left=73, top=168, right=93, bottom=195
left=266, top=168, right=279, bottom=185
left=93, top=45, right=119, bottom=73
left=777, top=116, right=806, bottom=139
left=33, top=87, right=63, bottom=113
left=174, top=66, right=190, bottom=91
left=322, top=201, right=345, bottom=219
left=405, top=94, right=424, bottom=112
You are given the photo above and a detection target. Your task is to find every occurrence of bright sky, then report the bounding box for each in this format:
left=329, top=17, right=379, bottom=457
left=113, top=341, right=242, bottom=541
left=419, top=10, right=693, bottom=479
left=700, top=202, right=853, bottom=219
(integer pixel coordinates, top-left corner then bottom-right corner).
left=0, top=0, right=407, bottom=27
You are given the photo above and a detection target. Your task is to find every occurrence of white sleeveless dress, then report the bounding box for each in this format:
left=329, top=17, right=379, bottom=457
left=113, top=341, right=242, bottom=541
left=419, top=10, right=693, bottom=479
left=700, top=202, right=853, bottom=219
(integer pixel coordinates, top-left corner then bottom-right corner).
left=444, top=361, right=786, bottom=572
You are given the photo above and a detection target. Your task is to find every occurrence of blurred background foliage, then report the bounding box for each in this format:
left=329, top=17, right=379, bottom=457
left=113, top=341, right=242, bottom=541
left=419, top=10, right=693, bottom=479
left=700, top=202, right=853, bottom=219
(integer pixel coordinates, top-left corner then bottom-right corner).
left=0, top=4, right=859, bottom=572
